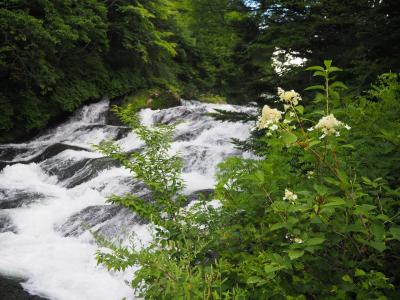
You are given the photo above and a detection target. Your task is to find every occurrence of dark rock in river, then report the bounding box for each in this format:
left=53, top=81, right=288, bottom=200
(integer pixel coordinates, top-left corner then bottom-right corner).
left=57, top=204, right=144, bottom=239
left=0, top=213, right=17, bottom=233
left=0, top=276, right=48, bottom=300
left=0, top=190, right=46, bottom=209
left=0, top=146, right=31, bottom=161
left=63, top=156, right=121, bottom=188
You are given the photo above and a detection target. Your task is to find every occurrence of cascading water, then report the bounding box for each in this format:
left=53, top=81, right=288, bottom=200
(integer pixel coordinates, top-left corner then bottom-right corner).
left=0, top=99, right=256, bottom=300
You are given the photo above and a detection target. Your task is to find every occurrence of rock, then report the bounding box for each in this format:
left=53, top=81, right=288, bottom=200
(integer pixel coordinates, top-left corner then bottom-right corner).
left=28, top=143, right=89, bottom=163
left=0, top=146, right=31, bottom=161
left=0, top=143, right=90, bottom=171
left=57, top=188, right=213, bottom=239
left=63, top=156, right=121, bottom=188
left=0, top=190, right=46, bottom=209
left=0, top=213, right=17, bottom=233
left=0, top=276, right=48, bottom=300
left=57, top=204, right=145, bottom=239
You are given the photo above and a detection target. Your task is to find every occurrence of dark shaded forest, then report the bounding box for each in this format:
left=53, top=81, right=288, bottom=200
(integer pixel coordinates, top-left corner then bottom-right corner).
left=0, top=0, right=399, bottom=141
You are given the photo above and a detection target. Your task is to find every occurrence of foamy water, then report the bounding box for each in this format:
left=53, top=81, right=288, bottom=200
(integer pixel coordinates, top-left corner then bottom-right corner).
left=0, top=99, right=255, bottom=299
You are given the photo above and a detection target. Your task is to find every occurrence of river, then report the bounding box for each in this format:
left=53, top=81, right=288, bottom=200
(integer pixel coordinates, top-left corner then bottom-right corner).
left=0, top=99, right=255, bottom=299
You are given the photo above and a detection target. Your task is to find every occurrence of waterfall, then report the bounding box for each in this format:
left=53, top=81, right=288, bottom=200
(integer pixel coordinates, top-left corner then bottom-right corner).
left=0, top=99, right=255, bottom=300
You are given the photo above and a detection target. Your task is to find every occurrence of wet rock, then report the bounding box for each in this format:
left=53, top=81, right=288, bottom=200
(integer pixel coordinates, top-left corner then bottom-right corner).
left=0, top=146, right=31, bottom=161
left=63, top=156, right=121, bottom=188
left=57, top=188, right=213, bottom=239
left=180, top=145, right=240, bottom=174
left=0, top=190, right=46, bottom=209
left=57, top=204, right=145, bottom=239
left=29, top=143, right=89, bottom=163
left=0, top=213, right=17, bottom=233
left=41, top=157, right=91, bottom=182
left=0, top=143, right=90, bottom=171
left=0, top=276, right=48, bottom=300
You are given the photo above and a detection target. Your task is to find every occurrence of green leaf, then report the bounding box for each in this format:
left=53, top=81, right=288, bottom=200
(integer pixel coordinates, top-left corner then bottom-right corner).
left=329, top=67, right=343, bottom=72
left=342, top=274, right=353, bottom=283
left=390, top=226, right=400, bottom=240
left=255, top=170, right=265, bottom=183
left=313, top=184, right=329, bottom=196
left=306, top=237, right=325, bottom=246
left=353, top=204, right=377, bottom=215
left=322, top=198, right=346, bottom=208
left=281, top=132, right=297, bottom=145
left=324, top=60, right=332, bottom=68
left=371, top=222, right=385, bottom=241
left=307, top=139, right=321, bottom=148
left=247, top=276, right=262, bottom=284
left=313, top=71, right=326, bottom=77
left=304, top=85, right=325, bottom=91
left=305, top=66, right=324, bottom=72
left=264, top=264, right=286, bottom=274
left=270, top=223, right=287, bottom=231
left=288, top=250, right=304, bottom=260
left=295, top=105, right=304, bottom=115
left=355, top=269, right=366, bottom=277
left=330, top=81, right=347, bottom=89
left=368, top=241, right=387, bottom=252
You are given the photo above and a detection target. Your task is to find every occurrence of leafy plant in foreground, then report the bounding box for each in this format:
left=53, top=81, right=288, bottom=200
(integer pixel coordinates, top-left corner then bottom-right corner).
left=96, top=63, right=400, bottom=299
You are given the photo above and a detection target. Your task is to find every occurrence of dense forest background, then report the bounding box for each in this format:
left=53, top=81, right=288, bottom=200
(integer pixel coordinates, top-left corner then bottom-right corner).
left=0, top=0, right=399, bottom=142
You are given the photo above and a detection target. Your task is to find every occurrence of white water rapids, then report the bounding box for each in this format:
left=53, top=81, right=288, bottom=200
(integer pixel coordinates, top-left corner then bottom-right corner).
left=0, top=99, right=255, bottom=299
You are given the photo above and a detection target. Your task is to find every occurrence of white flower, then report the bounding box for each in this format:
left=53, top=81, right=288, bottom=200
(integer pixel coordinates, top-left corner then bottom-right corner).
left=315, top=114, right=344, bottom=136
left=277, top=87, right=302, bottom=106
left=307, top=127, right=314, bottom=131
left=270, top=124, right=278, bottom=131
left=293, top=237, right=304, bottom=244
left=256, top=105, right=283, bottom=130
left=307, top=171, right=314, bottom=179
left=289, top=112, right=295, bottom=117
left=283, top=188, right=298, bottom=203
left=344, top=124, right=351, bottom=130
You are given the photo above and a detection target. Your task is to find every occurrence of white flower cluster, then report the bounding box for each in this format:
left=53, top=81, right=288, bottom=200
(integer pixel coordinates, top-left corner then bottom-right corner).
left=283, top=188, right=298, bottom=203
left=309, top=114, right=351, bottom=138
left=277, top=87, right=302, bottom=106
left=256, top=105, right=283, bottom=131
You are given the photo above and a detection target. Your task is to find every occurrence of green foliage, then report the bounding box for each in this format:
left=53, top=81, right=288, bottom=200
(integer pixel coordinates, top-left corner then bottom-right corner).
left=0, top=0, right=191, bottom=141
left=96, top=65, right=400, bottom=299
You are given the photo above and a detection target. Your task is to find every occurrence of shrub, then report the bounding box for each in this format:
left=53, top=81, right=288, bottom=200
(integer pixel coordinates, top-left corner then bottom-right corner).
left=95, top=63, right=400, bottom=299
